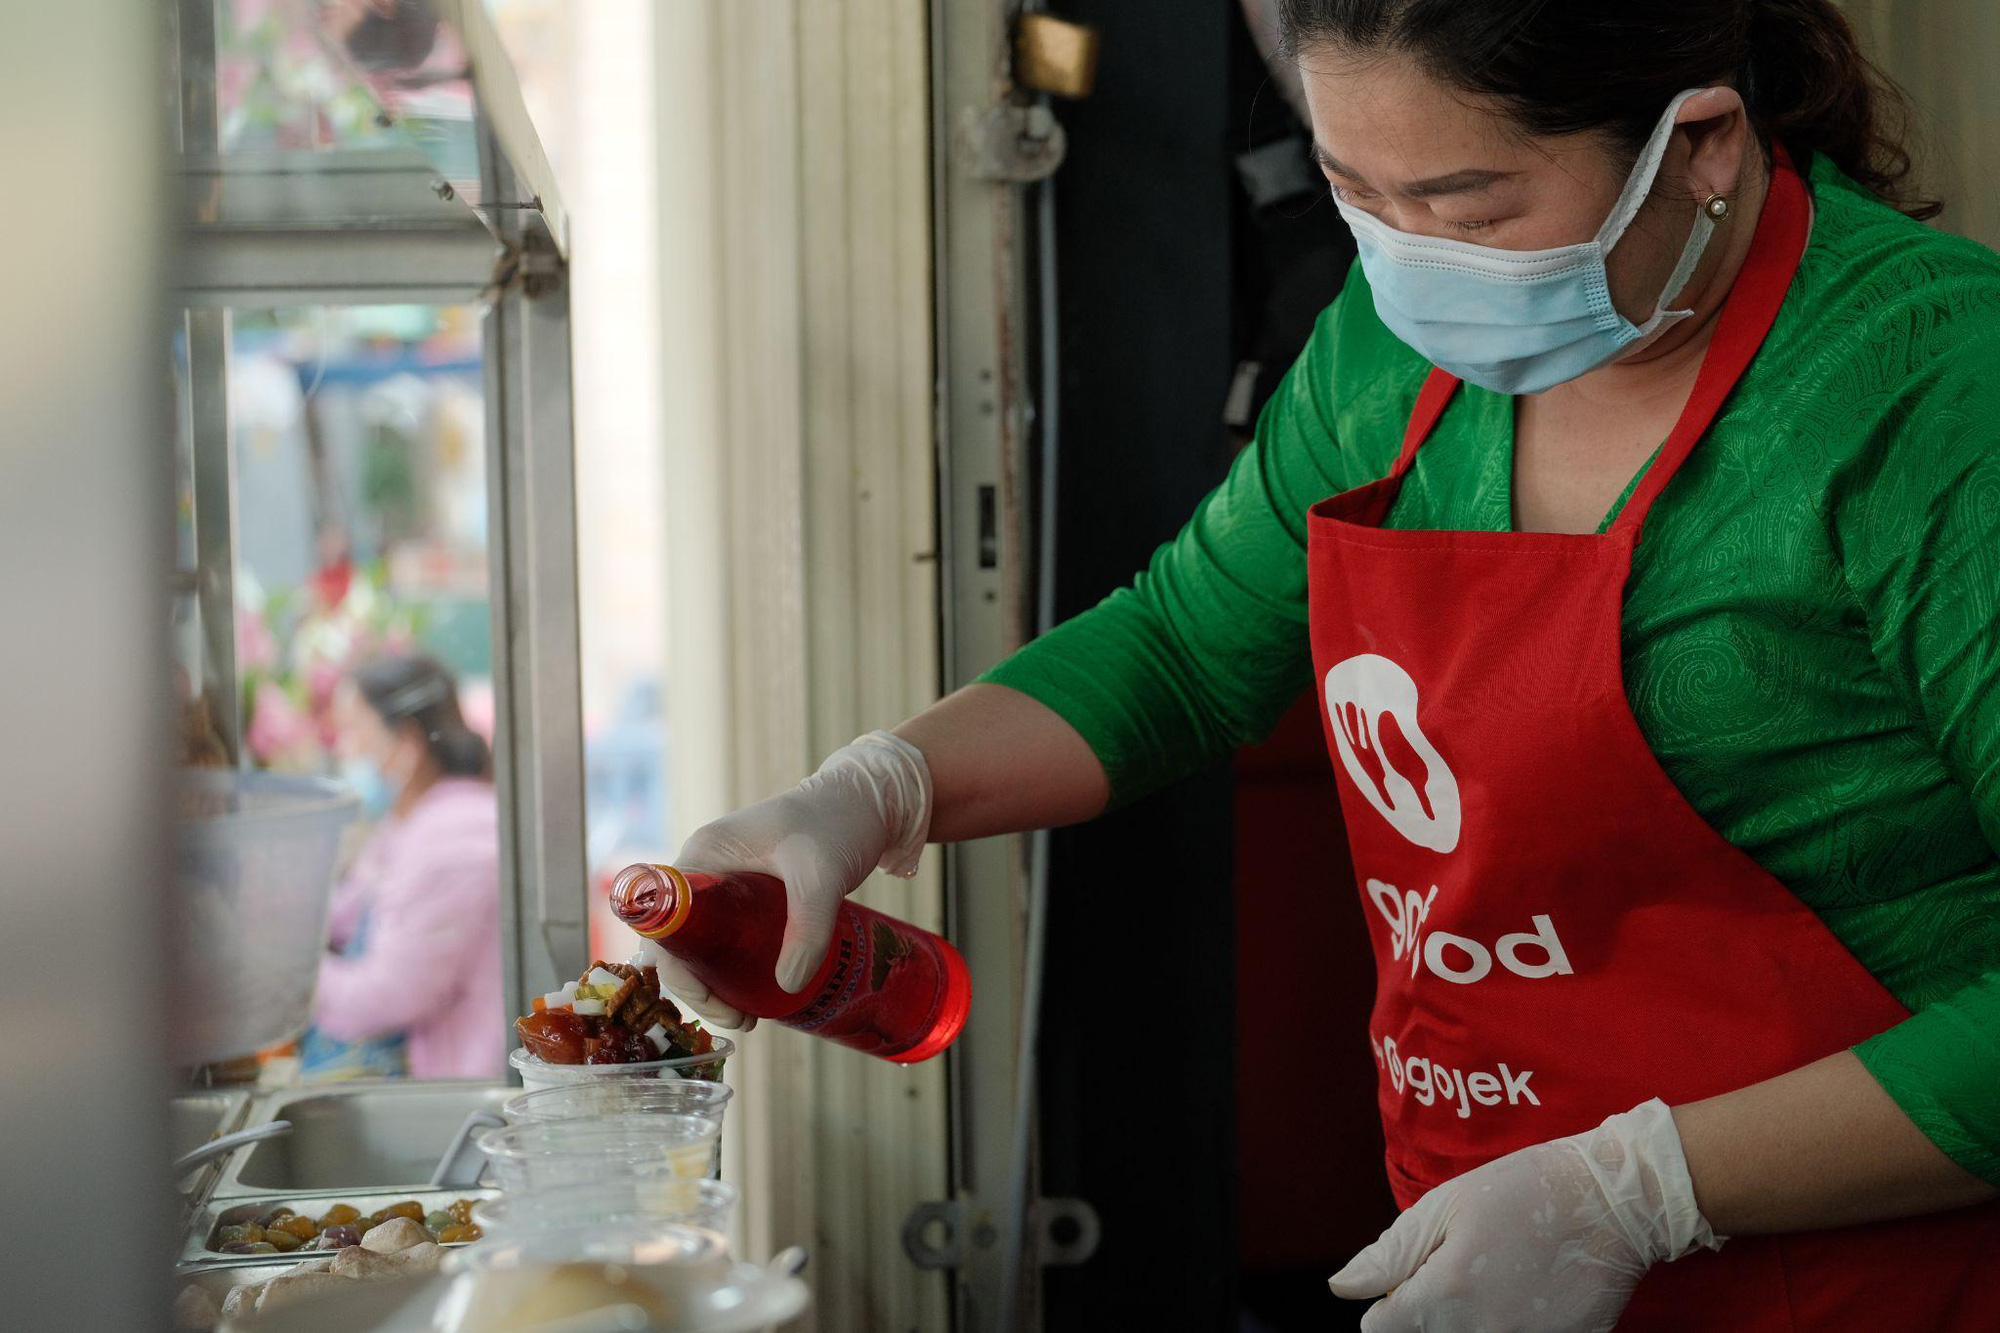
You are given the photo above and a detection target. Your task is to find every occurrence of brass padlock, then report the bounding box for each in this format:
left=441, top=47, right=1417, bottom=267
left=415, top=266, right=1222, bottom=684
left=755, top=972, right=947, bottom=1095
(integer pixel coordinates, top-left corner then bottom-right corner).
left=1015, top=13, right=1101, bottom=99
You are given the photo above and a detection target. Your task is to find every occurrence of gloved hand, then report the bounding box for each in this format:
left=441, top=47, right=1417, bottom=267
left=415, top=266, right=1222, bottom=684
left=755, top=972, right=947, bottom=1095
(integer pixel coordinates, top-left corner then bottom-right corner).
left=642, top=730, right=933, bottom=1032
left=1330, top=1098, right=1722, bottom=1332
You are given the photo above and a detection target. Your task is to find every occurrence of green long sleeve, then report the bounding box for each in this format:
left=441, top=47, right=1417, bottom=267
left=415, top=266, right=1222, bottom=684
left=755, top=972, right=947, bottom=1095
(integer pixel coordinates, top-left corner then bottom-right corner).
left=1835, top=314, right=2000, bottom=1183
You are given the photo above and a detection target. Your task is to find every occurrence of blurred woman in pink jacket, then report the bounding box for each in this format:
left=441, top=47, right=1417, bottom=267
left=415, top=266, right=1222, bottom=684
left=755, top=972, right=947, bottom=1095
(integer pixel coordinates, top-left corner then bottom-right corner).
left=305, top=654, right=503, bottom=1080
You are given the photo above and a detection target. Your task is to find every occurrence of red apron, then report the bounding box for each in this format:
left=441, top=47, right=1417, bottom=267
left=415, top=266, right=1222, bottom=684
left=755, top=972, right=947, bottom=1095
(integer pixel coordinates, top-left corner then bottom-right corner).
left=1308, top=158, right=2000, bottom=1328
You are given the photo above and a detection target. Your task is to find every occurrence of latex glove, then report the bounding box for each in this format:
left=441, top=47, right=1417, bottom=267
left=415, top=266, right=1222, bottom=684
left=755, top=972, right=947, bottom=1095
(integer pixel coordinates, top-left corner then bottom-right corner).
left=1330, top=1098, right=1722, bottom=1332
left=644, top=730, right=932, bottom=1032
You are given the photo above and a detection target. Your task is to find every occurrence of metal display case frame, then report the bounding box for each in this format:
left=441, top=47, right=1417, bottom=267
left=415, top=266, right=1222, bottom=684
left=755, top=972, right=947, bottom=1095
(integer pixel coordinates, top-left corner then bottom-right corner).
left=169, top=0, right=586, bottom=1038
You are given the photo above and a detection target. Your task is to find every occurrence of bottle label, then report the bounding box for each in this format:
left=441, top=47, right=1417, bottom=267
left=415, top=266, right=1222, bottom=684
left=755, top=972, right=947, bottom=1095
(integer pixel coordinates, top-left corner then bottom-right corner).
left=785, top=907, right=950, bottom=1058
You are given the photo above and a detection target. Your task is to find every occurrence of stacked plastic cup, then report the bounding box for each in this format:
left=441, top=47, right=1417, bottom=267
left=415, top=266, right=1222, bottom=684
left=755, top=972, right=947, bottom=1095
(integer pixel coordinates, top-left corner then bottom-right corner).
left=474, top=1113, right=721, bottom=1193
left=500, top=1077, right=735, bottom=1125
left=472, top=1177, right=740, bottom=1238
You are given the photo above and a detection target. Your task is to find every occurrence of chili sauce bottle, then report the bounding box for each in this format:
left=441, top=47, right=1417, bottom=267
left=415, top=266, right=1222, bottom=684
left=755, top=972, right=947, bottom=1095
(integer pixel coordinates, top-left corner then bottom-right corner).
left=607, top=863, right=971, bottom=1063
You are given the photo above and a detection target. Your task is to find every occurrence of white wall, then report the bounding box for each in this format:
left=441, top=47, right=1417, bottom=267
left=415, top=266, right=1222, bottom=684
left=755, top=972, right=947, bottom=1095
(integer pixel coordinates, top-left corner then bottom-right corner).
left=1844, top=0, right=2000, bottom=248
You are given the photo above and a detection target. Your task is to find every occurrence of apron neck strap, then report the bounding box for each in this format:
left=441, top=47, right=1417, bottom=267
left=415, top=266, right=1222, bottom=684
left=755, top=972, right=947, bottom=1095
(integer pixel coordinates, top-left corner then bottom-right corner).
left=1392, top=367, right=1461, bottom=480
left=1612, top=152, right=1810, bottom=538
left=1387, top=149, right=1811, bottom=538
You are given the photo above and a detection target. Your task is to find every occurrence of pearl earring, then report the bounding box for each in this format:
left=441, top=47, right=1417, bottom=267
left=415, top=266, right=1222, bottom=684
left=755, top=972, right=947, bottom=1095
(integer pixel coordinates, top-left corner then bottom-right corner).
left=1704, top=193, right=1733, bottom=221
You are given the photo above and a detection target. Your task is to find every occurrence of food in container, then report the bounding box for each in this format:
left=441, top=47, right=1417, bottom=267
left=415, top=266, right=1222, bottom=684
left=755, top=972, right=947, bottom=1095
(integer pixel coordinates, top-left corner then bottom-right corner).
left=173, top=1282, right=221, bottom=1331
left=177, top=1213, right=449, bottom=1329
left=508, top=1036, right=736, bottom=1094
left=207, top=1195, right=483, bottom=1254
left=174, top=1226, right=806, bottom=1332
left=515, top=958, right=721, bottom=1072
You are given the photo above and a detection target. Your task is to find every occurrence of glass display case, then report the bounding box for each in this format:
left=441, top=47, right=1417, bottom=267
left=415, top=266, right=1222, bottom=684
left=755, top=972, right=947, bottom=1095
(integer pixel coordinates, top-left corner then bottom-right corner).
left=169, top=0, right=585, bottom=1069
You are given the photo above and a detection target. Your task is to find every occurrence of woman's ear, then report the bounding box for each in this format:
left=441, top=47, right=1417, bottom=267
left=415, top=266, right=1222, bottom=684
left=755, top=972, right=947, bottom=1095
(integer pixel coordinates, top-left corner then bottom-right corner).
left=1676, top=87, right=1752, bottom=202
left=390, top=718, right=434, bottom=779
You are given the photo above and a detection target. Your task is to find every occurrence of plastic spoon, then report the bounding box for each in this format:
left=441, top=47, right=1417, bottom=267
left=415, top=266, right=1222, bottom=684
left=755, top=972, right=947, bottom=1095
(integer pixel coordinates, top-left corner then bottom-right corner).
left=172, top=1118, right=293, bottom=1176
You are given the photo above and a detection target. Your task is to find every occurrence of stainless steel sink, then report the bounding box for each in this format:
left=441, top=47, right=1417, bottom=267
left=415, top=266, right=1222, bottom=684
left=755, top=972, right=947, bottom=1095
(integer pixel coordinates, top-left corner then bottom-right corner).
left=170, top=1090, right=250, bottom=1163
left=216, top=1080, right=511, bottom=1196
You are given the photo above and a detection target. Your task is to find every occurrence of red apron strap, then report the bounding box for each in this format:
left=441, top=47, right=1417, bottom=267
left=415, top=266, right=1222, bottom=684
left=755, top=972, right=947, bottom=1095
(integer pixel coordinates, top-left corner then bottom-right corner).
left=1610, top=158, right=1811, bottom=540
left=1393, top=367, right=1462, bottom=478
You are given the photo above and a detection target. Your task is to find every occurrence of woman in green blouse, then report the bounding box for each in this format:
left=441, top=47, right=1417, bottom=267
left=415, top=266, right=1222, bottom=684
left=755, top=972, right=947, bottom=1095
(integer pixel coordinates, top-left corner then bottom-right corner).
left=661, top=1, right=2000, bottom=1326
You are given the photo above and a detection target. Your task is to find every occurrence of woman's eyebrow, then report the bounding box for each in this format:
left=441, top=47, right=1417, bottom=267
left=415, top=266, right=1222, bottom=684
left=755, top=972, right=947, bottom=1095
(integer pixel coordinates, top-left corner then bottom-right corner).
left=1311, top=143, right=1517, bottom=198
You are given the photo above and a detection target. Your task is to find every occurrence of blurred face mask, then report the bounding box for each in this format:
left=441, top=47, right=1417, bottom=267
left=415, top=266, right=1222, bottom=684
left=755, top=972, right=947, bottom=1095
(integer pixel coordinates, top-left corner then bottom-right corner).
left=341, top=756, right=397, bottom=820
left=1334, top=89, right=1715, bottom=395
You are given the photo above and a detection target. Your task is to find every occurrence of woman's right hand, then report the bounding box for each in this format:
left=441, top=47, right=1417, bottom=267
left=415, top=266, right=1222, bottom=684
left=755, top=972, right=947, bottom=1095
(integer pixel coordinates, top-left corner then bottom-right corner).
left=644, top=731, right=933, bottom=1031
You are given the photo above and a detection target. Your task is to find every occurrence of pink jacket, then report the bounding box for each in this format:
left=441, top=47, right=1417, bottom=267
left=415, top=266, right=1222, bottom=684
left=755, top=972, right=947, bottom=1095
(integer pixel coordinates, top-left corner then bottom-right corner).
left=313, top=777, right=504, bottom=1080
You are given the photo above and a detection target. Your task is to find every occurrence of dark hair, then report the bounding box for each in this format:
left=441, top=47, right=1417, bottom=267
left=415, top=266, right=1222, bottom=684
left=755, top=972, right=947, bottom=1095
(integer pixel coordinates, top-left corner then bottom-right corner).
left=353, top=654, right=490, bottom=780
left=1278, top=0, right=1940, bottom=220
left=343, top=0, right=442, bottom=73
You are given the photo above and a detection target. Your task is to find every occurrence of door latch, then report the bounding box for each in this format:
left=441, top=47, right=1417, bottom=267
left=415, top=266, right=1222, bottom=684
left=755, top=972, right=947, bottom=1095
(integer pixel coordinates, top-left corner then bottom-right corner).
left=902, top=1197, right=1102, bottom=1271
left=1014, top=14, right=1101, bottom=100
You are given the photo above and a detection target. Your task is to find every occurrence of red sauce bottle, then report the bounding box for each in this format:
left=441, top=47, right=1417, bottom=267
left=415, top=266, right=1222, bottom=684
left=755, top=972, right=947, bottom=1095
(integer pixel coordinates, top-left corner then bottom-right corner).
left=607, top=863, right=971, bottom=1064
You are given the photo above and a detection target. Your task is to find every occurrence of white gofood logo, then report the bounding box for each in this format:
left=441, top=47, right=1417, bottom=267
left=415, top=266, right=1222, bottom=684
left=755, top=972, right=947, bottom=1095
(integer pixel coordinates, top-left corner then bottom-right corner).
left=1364, top=878, right=1574, bottom=986
left=1325, top=653, right=1461, bottom=853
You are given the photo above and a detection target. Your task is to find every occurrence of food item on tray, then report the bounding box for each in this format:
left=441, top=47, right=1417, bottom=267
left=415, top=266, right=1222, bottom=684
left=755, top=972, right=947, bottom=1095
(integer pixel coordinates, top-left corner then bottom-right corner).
left=514, top=959, right=719, bottom=1072
left=207, top=1197, right=482, bottom=1253
left=172, top=1281, right=221, bottom=1331
left=184, top=1231, right=449, bottom=1325
left=360, top=1216, right=430, bottom=1253
left=270, top=1214, right=319, bottom=1243
left=250, top=1269, right=354, bottom=1316
left=331, top=1239, right=441, bottom=1277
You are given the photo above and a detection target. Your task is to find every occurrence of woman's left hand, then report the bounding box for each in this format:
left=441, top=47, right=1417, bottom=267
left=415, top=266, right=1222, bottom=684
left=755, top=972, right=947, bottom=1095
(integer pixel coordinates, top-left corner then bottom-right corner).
left=1329, top=1098, right=1722, bottom=1332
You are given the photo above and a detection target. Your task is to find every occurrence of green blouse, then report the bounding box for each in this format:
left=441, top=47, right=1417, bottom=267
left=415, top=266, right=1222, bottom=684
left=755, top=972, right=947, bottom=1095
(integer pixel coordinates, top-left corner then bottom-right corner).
left=983, top=154, right=2000, bottom=1184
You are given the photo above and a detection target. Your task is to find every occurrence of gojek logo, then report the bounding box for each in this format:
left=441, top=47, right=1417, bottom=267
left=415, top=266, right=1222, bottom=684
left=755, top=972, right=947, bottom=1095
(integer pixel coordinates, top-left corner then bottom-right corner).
left=1325, top=653, right=1461, bottom=853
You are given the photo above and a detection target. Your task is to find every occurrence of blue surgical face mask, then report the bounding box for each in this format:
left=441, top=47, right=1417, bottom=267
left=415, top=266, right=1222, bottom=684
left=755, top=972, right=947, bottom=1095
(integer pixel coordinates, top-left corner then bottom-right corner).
left=340, top=756, right=396, bottom=820
left=1334, top=90, right=1716, bottom=396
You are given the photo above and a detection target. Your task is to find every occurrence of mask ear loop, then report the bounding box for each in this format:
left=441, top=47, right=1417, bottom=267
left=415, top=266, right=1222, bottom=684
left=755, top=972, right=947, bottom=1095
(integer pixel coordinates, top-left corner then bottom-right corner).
left=1594, top=88, right=1710, bottom=252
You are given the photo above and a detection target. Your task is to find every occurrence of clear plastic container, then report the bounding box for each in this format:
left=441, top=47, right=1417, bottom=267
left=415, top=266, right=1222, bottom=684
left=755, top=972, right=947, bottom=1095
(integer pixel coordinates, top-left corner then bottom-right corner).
left=471, top=1178, right=739, bottom=1237
left=508, top=1035, right=733, bottom=1094
left=436, top=1222, right=807, bottom=1333
left=475, top=1113, right=721, bottom=1193
left=171, top=771, right=361, bottom=1065
left=501, top=1078, right=734, bottom=1125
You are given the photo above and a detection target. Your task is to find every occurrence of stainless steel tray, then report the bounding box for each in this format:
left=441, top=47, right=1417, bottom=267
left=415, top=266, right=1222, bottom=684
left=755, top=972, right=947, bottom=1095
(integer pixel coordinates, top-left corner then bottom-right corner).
left=180, top=1185, right=497, bottom=1267
left=215, top=1079, right=512, bottom=1197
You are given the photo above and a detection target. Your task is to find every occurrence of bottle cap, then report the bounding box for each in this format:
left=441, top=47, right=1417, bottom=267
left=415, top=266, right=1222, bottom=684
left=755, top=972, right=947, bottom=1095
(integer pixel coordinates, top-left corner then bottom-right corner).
left=609, top=863, right=693, bottom=938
